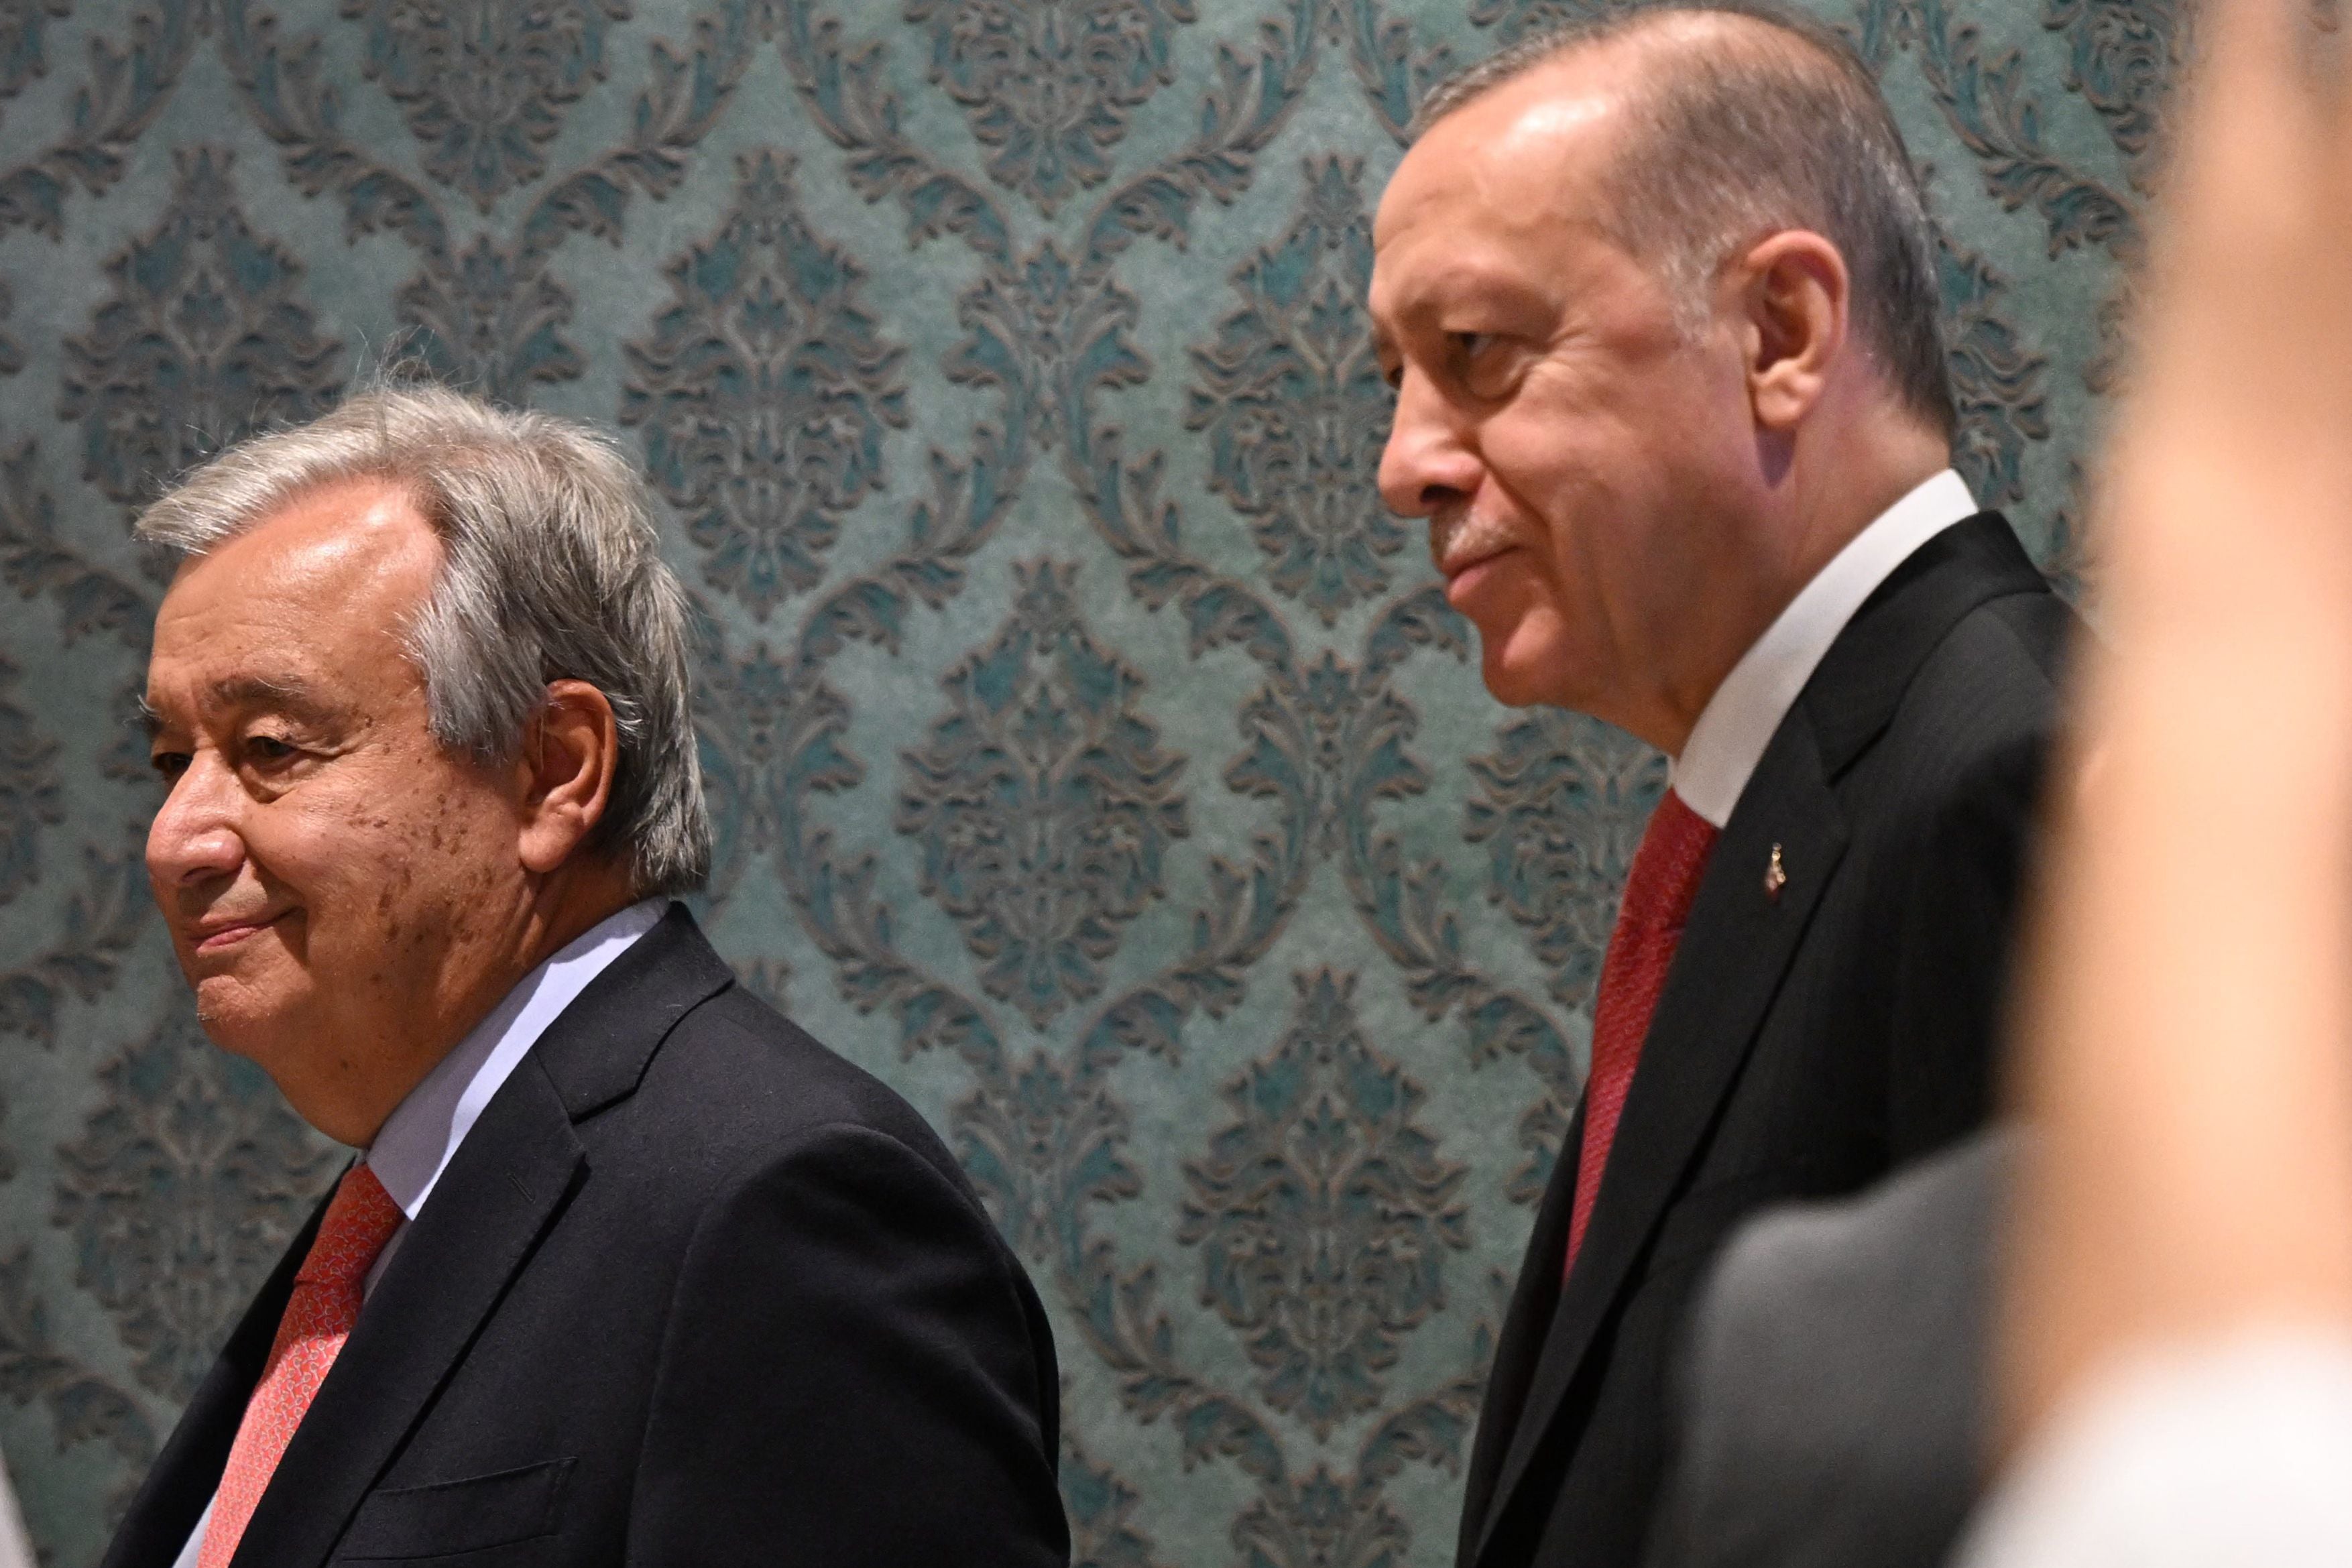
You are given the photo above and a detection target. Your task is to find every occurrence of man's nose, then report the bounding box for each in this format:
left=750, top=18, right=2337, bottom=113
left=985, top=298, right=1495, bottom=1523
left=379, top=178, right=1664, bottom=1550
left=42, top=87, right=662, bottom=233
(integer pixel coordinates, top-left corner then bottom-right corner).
left=1377, top=373, right=1482, bottom=520
left=145, top=754, right=247, bottom=894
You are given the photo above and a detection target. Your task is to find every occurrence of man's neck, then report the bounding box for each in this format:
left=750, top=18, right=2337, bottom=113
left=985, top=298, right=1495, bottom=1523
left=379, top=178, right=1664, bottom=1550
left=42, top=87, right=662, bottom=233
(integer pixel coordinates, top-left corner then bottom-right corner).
left=520, top=864, right=644, bottom=977
left=336, top=867, right=643, bottom=1147
left=1773, top=411, right=1955, bottom=609
left=1640, top=422, right=1954, bottom=758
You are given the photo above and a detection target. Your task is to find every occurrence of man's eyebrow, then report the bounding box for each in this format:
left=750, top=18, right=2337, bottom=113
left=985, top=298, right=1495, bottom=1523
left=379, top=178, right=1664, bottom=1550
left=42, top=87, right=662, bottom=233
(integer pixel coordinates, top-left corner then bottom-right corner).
left=207, top=673, right=345, bottom=724
left=138, top=675, right=349, bottom=745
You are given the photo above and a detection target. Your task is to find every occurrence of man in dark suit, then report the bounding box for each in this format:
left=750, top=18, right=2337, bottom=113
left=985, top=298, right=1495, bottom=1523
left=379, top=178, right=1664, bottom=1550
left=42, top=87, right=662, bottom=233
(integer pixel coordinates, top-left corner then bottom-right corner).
left=1367, top=6, right=2074, bottom=1566
left=107, top=387, right=1070, bottom=1567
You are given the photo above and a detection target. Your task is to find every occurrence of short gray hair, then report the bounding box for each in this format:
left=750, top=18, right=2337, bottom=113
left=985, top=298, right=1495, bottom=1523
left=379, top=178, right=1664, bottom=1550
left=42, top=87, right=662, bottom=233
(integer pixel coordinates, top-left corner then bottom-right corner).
left=137, top=384, right=712, bottom=896
left=1415, top=1, right=1954, bottom=436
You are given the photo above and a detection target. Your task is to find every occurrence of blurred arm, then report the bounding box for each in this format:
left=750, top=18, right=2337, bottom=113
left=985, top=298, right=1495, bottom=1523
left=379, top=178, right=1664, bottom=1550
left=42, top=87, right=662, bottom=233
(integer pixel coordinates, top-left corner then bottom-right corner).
left=1999, top=0, right=2352, bottom=1461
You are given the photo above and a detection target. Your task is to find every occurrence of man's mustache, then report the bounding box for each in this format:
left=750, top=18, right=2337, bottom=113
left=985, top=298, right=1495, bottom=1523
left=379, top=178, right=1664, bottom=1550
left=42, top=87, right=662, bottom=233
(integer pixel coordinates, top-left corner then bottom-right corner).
left=1431, top=508, right=1516, bottom=572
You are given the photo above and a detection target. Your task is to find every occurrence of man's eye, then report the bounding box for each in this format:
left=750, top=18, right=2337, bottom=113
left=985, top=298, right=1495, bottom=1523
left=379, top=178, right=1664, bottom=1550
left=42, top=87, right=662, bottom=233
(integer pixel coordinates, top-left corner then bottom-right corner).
left=151, top=751, right=190, bottom=780
left=1457, top=333, right=1519, bottom=398
left=246, top=736, right=299, bottom=764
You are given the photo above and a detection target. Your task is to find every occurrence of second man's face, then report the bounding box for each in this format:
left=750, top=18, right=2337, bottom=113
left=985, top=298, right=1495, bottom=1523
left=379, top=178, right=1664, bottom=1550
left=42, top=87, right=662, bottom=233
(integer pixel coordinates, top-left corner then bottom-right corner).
left=1368, top=57, right=1759, bottom=735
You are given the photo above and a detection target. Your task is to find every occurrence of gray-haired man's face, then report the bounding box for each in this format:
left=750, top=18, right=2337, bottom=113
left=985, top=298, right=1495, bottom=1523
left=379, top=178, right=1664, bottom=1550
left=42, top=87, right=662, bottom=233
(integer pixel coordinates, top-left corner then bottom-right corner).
left=141, top=479, right=537, bottom=1146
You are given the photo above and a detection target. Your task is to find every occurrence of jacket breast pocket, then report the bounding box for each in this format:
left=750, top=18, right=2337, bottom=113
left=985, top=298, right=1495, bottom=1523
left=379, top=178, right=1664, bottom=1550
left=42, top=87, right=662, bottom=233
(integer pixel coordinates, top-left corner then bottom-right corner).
left=333, top=1457, right=575, bottom=1563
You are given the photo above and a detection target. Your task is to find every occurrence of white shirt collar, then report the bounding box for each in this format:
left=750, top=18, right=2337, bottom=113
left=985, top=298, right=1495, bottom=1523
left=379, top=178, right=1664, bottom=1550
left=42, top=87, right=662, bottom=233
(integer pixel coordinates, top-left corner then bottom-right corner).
left=1670, top=469, right=1979, bottom=828
left=361, top=897, right=668, bottom=1219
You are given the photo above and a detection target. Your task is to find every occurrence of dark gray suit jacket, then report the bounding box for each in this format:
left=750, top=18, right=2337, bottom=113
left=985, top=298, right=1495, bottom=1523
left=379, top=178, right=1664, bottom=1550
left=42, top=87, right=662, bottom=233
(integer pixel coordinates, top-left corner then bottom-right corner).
left=1647, top=1128, right=2011, bottom=1568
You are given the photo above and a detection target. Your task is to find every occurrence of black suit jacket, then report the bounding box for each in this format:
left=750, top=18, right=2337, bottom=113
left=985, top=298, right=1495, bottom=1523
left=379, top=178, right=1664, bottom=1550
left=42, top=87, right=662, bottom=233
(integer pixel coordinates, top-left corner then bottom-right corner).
left=1456, top=514, right=2075, bottom=1568
left=103, top=907, right=1071, bottom=1568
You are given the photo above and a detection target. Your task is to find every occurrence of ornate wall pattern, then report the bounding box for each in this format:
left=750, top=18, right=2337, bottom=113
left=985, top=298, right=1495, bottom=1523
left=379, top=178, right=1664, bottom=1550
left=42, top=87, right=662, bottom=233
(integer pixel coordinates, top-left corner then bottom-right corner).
left=0, top=1, right=2156, bottom=1561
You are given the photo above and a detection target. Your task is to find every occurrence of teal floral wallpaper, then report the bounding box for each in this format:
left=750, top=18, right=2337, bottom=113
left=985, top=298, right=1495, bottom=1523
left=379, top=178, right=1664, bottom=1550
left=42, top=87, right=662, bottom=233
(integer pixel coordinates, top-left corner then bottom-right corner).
left=0, top=1, right=2150, bottom=1562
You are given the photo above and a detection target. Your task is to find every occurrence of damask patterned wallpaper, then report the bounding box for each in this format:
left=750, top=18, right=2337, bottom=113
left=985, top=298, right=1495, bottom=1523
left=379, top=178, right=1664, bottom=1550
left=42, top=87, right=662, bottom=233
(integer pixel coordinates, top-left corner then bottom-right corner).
left=0, top=1, right=2153, bottom=1562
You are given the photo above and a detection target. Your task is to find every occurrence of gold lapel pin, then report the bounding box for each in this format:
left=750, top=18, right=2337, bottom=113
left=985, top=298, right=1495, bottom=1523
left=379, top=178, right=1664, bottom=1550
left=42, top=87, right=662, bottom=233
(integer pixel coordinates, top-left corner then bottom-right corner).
left=1764, top=843, right=1787, bottom=902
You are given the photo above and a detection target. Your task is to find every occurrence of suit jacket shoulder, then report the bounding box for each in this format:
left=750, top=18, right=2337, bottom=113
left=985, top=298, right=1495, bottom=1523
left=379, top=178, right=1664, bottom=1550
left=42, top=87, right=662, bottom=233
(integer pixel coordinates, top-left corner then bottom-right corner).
left=1806, top=512, right=2072, bottom=812
left=1646, top=1130, right=2012, bottom=1568
left=543, top=968, right=1000, bottom=1240
left=1809, top=523, right=2073, bottom=1158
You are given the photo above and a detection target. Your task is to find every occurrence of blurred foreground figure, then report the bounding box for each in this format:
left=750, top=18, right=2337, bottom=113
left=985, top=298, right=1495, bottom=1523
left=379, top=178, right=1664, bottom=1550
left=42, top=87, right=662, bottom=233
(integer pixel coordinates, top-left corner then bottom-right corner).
left=103, top=388, right=1069, bottom=1568
left=1968, top=0, right=2352, bottom=1557
left=1368, top=5, right=2078, bottom=1565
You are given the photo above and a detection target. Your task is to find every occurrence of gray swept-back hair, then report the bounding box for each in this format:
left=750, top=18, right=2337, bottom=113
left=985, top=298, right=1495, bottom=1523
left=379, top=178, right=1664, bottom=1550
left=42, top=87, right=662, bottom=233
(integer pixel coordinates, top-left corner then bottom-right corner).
left=137, top=383, right=711, bottom=896
left=1413, top=1, right=1955, bottom=436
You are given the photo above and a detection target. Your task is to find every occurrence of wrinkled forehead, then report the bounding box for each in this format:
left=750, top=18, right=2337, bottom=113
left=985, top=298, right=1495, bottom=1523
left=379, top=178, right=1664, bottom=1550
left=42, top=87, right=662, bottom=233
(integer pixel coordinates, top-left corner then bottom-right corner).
left=147, top=481, right=440, bottom=704
left=1369, top=74, right=1633, bottom=334
left=1376, top=66, right=1633, bottom=259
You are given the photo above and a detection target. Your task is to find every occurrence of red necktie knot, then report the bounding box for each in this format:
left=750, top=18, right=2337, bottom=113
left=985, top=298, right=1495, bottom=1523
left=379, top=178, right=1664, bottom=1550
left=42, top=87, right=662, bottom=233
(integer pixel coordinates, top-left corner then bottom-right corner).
left=1613, top=787, right=1717, bottom=937
left=1565, top=788, right=1720, bottom=1277
left=294, top=1162, right=404, bottom=1294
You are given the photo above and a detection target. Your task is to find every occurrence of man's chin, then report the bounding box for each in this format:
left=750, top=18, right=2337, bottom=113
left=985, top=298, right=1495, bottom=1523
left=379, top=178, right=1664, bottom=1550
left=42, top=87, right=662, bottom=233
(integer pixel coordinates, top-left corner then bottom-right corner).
left=1477, top=639, right=1580, bottom=712
left=1460, top=595, right=1582, bottom=709
left=190, top=975, right=310, bottom=1063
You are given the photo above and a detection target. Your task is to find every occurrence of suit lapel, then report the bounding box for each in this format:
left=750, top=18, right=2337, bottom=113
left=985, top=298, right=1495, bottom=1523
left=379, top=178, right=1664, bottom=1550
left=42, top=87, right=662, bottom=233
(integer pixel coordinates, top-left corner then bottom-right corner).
left=1468, top=513, right=2054, bottom=1565
left=223, top=905, right=733, bottom=1568
left=226, top=1061, right=585, bottom=1568
left=99, top=907, right=736, bottom=1568
left=1473, top=715, right=1849, bottom=1567
left=99, top=1195, right=326, bottom=1568
left=1798, top=514, right=2052, bottom=772
left=530, top=904, right=736, bottom=1118
left=1457, top=1099, right=1584, bottom=1567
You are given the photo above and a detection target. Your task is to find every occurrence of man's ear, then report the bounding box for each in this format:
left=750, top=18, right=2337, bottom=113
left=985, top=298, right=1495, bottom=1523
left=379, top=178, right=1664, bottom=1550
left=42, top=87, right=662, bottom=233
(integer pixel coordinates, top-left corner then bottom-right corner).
left=1731, top=230, right=1850, bottom=433
left=516, top=679, right=620, bottom=875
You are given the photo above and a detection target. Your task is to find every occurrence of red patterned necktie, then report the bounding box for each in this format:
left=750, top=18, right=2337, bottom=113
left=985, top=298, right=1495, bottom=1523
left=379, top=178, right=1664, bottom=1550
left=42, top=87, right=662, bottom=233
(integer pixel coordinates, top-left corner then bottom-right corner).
left=199, top=1163, right=403, bottom=1568
left=1564, top=788, right=1720, bottom=1278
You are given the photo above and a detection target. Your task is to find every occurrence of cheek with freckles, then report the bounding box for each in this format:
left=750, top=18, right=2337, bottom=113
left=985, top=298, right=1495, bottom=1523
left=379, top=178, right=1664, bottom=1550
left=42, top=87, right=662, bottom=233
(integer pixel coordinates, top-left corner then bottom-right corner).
left=341, top=780, right=517, bottom=982
left=207, top=749, right=519, bottom=1050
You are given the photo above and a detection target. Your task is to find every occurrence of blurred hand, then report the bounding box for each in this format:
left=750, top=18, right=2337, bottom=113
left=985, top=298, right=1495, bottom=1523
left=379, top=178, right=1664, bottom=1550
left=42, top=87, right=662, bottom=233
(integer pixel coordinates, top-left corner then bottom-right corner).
left=2001, top=0, right=2352, bottom=1447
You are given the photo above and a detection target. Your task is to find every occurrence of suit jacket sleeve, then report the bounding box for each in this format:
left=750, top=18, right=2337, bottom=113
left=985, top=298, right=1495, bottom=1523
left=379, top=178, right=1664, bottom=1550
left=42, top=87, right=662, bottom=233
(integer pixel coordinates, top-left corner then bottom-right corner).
left=626, top=1120, right=1069, bottom=1565
left=1885, top=726, right=2050, bottom=1160
left=1645, top=1132, right=2009, bottom=1568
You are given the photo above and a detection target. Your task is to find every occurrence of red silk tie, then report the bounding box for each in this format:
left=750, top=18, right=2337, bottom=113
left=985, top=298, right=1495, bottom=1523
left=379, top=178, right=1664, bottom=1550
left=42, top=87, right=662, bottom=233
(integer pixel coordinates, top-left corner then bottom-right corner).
left=200, top=1163, right=402, bottom=1568
left=1564, top=788, right=1719, bottom=1278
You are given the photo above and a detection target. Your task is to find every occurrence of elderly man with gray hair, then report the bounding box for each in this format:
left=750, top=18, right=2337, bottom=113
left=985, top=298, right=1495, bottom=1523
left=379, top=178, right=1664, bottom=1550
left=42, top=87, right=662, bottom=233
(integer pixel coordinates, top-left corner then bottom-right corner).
left=101, top=387, right=1071, bottom=1568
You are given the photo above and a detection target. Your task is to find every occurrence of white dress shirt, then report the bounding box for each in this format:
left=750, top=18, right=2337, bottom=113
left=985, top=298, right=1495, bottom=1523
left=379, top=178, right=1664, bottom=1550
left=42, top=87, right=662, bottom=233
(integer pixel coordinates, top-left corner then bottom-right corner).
left=173, top=898, right=668, bottom=1568
left=1958, top=1331, right=2352, bottom=1568
left=1671, top=469, right=1980, bottom=827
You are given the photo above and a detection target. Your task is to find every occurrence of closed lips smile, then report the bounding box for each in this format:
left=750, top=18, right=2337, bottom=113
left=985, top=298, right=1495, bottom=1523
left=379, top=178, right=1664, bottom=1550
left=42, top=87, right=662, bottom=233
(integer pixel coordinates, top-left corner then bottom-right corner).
left=1443, top=543, right=1513, bottom=580
left=1442, top=546, right=1519, bottom=603
left=193, top=914, right=283, bottom=953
